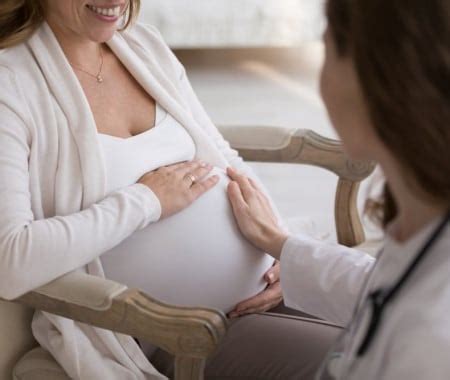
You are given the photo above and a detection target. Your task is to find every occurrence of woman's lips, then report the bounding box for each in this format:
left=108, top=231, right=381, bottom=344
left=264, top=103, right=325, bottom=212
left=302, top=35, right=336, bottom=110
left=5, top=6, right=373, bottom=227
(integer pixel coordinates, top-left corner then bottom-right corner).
left=86, top=4, right=122, bottom=21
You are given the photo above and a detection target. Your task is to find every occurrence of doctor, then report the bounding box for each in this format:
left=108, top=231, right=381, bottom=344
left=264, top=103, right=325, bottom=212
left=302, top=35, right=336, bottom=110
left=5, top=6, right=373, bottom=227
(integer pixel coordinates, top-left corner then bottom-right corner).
left=227, top=0, right=450, bottom=378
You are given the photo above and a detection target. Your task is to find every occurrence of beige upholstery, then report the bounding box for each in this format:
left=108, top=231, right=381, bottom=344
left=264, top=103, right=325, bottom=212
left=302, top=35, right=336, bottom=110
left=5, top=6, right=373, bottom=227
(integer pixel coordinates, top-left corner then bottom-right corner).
left=1, top=126, right=374, bottom=380
left=13, top=347, right=68, bottom=380
left=221, top=125, right=297, bottom=150
left=35, top=271, right=128, bottom=311
left=0, top=273, right=128, bottom=379
left=0, top=301, right=36, bottom=380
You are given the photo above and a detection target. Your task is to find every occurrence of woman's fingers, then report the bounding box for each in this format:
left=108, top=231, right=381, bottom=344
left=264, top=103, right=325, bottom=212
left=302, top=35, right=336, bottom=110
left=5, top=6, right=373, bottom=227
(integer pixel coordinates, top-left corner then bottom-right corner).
left=166, top=159, right=196, bottom=171
left=189, top=161, right=214, bottom=184
left=190, top=175, right=220, bottom=199
left=158, top=160, right=215, bottom=188
left=177, top=160, right=219, bottom=198
left=173, top=160, right=212, bottom=184
left=138, top=160, right=219, bottom=219
left=174, top=159, right=207, bottom=174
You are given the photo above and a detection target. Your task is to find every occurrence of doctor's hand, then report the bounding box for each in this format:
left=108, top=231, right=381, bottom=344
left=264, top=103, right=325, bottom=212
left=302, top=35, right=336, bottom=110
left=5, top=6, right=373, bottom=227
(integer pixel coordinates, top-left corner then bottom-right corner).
left=228, top=261, right=283, bottom=318
left=227, top=167, right=288, bottom=260
left=138, top=160, right=219, bottom=219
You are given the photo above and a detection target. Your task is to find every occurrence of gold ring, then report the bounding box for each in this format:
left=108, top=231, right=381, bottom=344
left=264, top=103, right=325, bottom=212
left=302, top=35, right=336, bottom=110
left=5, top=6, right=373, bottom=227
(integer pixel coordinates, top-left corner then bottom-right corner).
left=184, top=173, right=196, bottom=186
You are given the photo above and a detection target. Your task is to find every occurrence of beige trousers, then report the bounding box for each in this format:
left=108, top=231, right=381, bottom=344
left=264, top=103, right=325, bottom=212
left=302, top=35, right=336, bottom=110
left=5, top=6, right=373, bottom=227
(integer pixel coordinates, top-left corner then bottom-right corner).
left=149, top=305, right=341, bottom=380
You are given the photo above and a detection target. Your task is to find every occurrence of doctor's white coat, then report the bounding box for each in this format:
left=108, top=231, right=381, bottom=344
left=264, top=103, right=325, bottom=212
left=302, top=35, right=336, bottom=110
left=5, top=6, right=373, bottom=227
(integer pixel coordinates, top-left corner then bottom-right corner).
left=280, top=219, right=450, bottom=379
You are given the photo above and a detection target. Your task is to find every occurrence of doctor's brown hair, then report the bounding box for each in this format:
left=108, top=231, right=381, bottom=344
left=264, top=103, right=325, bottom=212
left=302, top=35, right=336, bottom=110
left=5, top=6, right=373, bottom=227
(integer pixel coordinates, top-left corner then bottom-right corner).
left=0, top=0, right=140, bottom=49
left=326, top=0, right=450, bottom=225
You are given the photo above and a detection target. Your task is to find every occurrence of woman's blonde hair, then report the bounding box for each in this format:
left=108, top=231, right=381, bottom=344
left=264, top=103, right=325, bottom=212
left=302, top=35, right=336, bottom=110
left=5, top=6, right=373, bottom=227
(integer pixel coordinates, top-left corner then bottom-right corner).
left=0, top=0, right=141, bottom=49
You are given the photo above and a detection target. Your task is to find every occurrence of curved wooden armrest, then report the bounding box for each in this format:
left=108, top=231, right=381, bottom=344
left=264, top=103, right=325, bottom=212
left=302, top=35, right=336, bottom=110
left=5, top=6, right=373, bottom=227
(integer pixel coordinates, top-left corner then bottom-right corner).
left=15, top=271, right=227, bottom=375
left=218, top=125, right=376, bottom=246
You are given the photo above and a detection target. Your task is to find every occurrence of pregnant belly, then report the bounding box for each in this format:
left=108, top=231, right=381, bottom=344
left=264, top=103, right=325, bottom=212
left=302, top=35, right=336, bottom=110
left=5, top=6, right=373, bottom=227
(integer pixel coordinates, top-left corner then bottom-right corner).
left=101, top=168, right=274, bottom=313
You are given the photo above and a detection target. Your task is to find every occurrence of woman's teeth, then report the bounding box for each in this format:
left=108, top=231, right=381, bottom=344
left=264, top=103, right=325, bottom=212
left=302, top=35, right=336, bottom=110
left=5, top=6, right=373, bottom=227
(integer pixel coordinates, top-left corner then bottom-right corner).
left=87, top=5, right=121, bottom=17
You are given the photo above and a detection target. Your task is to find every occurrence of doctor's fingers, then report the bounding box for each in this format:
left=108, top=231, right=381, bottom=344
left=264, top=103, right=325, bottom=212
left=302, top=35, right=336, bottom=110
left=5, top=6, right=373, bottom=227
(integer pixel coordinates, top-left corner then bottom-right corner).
left=235, top=282, right=282, bottom=311
left=230, top=282, right=283, bottom=317
left=227, top=180, right=247, bottom=208
left=227, top=167, right=256, bottom=201
left=244, top=176, right=274, bottom=214
left=237, top=299, right=282, bottom=317
left=227, top=181, right=256, bottom=231
left=264, top=261, right=280, bottom=285
left=248, top=177, right=272, bottom=208
left=227, top=168, right=270, bottom=209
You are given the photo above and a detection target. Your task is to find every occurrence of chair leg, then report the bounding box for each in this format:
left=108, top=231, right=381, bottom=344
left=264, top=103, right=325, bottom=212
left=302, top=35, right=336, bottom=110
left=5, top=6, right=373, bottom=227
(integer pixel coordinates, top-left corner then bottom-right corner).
left=335, top=179, right=365, bottom=247
left=174, top=356, right=206, bottom=380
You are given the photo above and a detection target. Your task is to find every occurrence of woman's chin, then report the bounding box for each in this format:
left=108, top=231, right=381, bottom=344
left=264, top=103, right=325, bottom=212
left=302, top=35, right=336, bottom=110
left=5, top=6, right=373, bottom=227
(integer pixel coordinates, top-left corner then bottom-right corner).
left=86, top=29, right=117, bottom=43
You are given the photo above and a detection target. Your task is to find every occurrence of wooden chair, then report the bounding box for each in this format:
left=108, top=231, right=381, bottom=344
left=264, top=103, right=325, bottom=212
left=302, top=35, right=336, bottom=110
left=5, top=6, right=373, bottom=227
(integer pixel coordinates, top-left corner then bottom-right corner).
left=0, top=126, right=375, bottom=380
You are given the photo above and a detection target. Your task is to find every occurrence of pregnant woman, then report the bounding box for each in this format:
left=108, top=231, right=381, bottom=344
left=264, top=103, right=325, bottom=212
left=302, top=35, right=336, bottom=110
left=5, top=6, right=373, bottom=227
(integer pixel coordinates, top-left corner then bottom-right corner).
left=0, top=1, right=339, bottom=379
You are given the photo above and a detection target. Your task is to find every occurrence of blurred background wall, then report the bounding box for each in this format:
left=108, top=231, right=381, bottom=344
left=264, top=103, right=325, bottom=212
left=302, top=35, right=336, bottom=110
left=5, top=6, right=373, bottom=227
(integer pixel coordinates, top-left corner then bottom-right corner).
left=139, top=0, right=326, bottom=48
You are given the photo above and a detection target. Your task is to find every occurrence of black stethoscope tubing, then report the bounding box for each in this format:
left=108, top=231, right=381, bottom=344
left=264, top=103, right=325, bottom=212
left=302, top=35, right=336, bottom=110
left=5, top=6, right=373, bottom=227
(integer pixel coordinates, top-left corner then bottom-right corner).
left=356, top=210, right=450, bottom=356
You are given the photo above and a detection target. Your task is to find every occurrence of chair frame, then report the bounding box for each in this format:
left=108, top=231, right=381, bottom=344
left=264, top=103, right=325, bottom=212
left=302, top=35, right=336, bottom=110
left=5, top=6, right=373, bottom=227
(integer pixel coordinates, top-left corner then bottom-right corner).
left=6, top=126, right=375, bottom=380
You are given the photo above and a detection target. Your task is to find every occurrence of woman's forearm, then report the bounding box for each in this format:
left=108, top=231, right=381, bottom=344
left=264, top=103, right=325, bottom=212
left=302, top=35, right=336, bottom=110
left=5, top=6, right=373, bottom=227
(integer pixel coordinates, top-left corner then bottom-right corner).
left=0, top=97, right=164, bottom=300
left=0, top=183, right=160, bottom=300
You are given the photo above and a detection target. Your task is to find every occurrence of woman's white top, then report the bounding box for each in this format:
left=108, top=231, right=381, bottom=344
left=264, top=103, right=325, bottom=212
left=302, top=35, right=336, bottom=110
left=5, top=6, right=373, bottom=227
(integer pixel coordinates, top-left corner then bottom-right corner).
left=280, top=219, right=450, bottom=379
left=99, top=104, right=273, bottom=315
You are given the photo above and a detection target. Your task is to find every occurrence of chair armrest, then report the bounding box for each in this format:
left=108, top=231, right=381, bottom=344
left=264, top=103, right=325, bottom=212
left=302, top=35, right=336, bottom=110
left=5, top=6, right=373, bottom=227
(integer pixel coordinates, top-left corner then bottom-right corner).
left=218, top=125, right=376, bottom=246
left=218, top=125, right=375, bottom=181
left=14, top=272, right=227, bottom=359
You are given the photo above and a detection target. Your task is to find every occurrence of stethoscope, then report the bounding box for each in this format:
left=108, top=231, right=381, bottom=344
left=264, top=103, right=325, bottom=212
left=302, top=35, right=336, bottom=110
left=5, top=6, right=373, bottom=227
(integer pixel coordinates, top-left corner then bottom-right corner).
left=356, top=210, right=450, bottom=356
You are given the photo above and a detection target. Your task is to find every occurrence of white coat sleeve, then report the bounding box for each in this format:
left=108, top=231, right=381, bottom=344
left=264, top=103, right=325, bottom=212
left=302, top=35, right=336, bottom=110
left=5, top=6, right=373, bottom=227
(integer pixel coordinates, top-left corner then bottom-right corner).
left=0, top=100, right=161, bottom=300
left=280, top=234, right=375, bottom=326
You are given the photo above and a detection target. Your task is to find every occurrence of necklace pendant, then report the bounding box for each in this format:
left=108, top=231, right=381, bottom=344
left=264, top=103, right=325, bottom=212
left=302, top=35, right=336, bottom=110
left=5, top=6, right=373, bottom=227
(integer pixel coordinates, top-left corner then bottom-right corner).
left=97, top=75, right=103, bottom=83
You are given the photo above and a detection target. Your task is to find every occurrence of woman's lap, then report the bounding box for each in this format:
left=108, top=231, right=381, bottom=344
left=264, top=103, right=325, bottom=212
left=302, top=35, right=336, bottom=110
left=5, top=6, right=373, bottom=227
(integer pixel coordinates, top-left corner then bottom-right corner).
left=149, top=306, right=341, bottom=380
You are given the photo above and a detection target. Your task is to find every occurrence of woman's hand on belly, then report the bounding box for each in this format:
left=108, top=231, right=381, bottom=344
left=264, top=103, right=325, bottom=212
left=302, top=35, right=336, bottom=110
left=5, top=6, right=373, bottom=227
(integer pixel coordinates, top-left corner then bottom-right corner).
left=228, top=261, right=283, bottom=318
left=138, top=160, right=219, bottom=219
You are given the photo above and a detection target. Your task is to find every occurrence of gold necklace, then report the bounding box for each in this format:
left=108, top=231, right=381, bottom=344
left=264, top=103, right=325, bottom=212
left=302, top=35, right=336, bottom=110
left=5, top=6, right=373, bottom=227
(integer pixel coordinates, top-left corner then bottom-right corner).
left=69, top=45, right=104, bottom=83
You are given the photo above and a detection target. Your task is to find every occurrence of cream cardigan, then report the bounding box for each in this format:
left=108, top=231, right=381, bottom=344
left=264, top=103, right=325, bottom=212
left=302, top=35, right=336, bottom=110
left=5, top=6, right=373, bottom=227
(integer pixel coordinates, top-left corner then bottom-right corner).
left=0, top=22, right=265, bottom=379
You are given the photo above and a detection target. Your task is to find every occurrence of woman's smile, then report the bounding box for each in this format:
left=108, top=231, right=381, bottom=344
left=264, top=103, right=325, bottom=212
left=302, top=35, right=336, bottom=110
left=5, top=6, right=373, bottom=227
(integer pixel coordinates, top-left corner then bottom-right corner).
left=86, top=3, right=125, bottom=23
